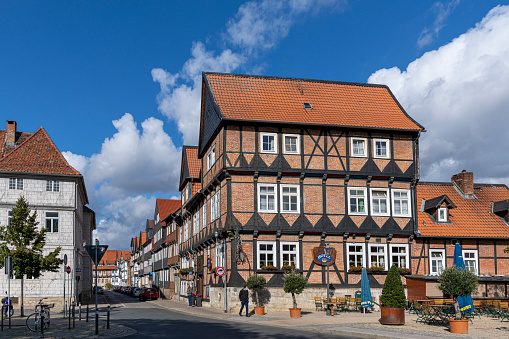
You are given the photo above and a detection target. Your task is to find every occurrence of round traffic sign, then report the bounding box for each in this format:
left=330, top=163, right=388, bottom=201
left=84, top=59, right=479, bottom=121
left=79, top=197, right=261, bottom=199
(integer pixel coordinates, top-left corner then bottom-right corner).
left=66, top=266, right=71, bottom=274
left=64, top=254, right=67, bottom=266
left=215, top=267, right=225, bottom=276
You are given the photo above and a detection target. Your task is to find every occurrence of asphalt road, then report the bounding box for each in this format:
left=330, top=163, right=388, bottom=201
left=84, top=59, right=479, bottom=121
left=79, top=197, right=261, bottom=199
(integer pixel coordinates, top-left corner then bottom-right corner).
left=105, top=291, right=353, bottom=339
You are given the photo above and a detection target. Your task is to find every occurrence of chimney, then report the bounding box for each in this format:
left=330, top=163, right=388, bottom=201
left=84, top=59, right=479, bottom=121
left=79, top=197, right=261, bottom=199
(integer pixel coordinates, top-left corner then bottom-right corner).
left=452, top=170, right=474, bottom=195
left=6, top=120, right=17, bottom=145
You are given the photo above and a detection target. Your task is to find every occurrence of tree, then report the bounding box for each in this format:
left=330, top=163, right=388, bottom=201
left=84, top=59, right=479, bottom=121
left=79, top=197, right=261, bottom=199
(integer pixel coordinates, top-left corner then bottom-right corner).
left=246, top=274, right=267, bottom=307
left=0, top=197, right=63, bottom=315
left=438, top=266, right=478, bottom=320
left=283, top=270, right=308, bottom=309
left=380, top=265, right=406, bottom=308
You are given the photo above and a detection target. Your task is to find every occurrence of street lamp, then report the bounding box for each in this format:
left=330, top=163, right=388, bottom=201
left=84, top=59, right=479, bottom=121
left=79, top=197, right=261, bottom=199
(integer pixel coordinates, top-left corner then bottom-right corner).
left=325, top=243, right=332, bottom=315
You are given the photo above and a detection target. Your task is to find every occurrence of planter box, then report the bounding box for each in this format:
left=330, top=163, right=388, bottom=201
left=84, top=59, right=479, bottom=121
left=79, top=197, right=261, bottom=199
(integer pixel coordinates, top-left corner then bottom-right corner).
left=449, top=318, right=468, bottom=334
left=380, top=307, right=405, bottom=325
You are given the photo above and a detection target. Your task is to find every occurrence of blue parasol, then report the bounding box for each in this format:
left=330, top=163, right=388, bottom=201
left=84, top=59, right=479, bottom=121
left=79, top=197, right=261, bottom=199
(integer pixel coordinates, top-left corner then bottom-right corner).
left=361, top=267, right=374, bottom=309
left=453, top=243, right=474, bottom=313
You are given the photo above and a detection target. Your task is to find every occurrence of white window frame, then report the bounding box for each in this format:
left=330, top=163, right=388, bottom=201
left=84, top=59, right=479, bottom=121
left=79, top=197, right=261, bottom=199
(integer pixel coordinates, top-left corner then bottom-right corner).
left=346, top=243, right=365, bottom=268
left=389, top=244, right=409, bottom=269
left=392, top=189, right=411, bottom=217
left=202, top=201, right=207, bottom=229
left=462, top=250, right=478, bottom=275
left=260, top=132, right=277, bottom=154
left=258, top=184, right=277, bottom=213
left=215, top=243, right=225, bottom=268
left=351, top=137, right=367, bottom=157
left=280, top=184, right=300, bottom=214
left=348, top=187, right=368, bottom=215
left=370, top=188, right=390, bottom=216
left=46, top=180, right=60, bottom=192
left=283, top=134, right=300, bottom=154
left=8, top=210, right=13, bottom=227
left=429, top=249, right=445, bottom=275
left=45, top=212, right=59, bottom=232
left=280, top=242, right=300, bottom=269
left=184, top=221, right=189, bottom=242
left=206, top=145, right=216, bottom=171
left=210, top=190, right=220, bottom=221
left=437, top=208, right=448, bottom=222
left=373, top=138, right=390, bottom=159
left=257, top=241, right=276, bottom=269
left=193, top=212, right=199, bottom=236
left=9, top=178, right=23, bottom=190
left=368, top=243, right=388, bottom=270
left=187, top=183, right=192, bottom=202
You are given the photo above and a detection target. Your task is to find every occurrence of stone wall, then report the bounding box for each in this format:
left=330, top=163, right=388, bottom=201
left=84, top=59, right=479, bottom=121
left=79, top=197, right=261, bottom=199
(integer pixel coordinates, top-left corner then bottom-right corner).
left=207, top=286, right=384, bottom=312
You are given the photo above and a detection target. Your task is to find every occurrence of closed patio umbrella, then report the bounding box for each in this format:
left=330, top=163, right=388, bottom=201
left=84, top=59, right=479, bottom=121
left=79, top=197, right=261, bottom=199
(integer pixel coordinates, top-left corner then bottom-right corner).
left=361, top=267, right=374, bottom=311
left=453, top=243, right=474, bottom=313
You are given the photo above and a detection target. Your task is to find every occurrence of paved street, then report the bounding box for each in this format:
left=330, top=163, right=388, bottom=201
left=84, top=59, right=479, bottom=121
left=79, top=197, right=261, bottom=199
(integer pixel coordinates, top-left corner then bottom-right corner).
left=106, top=291, right=351, bottom=338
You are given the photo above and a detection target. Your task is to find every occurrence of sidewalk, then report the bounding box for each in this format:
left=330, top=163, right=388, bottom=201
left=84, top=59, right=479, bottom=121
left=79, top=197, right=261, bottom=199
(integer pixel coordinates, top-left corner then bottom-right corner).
left=150, top=297, right=509, bottom=339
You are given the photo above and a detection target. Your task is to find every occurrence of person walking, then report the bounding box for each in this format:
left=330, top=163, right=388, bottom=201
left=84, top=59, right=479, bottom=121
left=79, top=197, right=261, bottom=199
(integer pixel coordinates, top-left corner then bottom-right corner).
left=239, top=285, right=249, bottom=317
left=187, top=285, right=194, bottom=307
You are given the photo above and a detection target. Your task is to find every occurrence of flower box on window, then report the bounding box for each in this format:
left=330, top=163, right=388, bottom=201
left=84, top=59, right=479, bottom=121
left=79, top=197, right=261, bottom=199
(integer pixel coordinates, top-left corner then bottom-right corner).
left=260, top=264, right=278, bottom=271
left=367, top=266, right=385, bottom=272
left=348, top=266, right=363, bottom=272
left=398, top=268, right=411, bottom=275
left=281, top=264, right=295, bottom=271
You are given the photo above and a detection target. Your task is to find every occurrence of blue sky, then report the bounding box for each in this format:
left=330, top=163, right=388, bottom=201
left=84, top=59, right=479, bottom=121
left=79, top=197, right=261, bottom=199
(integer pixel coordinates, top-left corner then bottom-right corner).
left=1, top=1, right=508, bottom=249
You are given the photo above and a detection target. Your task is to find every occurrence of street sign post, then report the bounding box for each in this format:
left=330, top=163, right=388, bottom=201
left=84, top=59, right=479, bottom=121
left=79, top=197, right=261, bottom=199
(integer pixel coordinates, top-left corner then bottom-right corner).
left=66, top=266, right=71, bottom=274
left=85, top=241, right=108, bottom=335
left=215, top=267, right=225, bottom=276
left=4, top=256, right=12, bottom=329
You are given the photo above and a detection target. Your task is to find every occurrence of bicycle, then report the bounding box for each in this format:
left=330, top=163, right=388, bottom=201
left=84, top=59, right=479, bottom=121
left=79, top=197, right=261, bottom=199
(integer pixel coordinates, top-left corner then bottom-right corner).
left=26, top=298, right=52, bottom=332
left=1, top=295, right=14, bottom=318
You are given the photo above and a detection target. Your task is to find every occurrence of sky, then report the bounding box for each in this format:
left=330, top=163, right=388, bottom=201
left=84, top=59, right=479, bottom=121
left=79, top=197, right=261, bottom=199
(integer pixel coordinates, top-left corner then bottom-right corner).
left=1, top=0, right=508, bottom=250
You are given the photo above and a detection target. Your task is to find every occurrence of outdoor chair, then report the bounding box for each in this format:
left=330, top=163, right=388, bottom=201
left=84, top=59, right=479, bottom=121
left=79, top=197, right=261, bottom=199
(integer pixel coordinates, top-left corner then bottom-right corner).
left=470, top=300, right=483, bottom=319
left=314, top=297, right=325, bottom=312
left=415, top=303, right=431, bottom=324
left=496, top=301, right=509, bottom=319
left=335, top=297, right=348, bottom=313
left=433, top=299, right=443, bottom=305
left=487, top=300, right=500, bottom=318
left=444, top=298, right=454, bottom=305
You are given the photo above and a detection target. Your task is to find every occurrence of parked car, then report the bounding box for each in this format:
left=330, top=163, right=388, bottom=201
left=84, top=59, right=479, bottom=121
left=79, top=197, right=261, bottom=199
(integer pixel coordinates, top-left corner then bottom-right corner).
left=133, top=288, right=142, bottom=297
left=93, top=286, right=104, bottom=295
left=139, top=288, right=158, bottom=301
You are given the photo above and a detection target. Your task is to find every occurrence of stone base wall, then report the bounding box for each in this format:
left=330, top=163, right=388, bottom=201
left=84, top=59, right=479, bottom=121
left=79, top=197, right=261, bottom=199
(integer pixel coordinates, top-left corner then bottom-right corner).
left=207, top=286, right=384, bottom=313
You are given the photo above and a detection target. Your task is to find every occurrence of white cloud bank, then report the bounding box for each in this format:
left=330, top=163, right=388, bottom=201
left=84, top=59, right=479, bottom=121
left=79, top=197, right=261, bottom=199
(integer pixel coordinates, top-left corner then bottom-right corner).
left=369, top=5, right=509, bottom=185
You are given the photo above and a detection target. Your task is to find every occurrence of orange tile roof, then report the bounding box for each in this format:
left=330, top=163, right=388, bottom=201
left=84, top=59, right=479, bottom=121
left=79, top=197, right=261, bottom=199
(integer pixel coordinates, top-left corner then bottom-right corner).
left=417, top=182, right=509, bottom=238
left=0, top=129, right=33, bottom=158
left=185, top=147, right=200, bottom=178
left=98, top=250, right=130, bottom=268
left=204, top=73, right=424, bottom=131
left=0, top=127, right=80, bottom=176
left=156, top=198, right=181, bottom=224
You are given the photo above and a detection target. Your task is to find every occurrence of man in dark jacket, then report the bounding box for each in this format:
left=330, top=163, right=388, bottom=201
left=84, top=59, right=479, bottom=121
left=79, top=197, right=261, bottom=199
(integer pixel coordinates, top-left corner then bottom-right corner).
left=239, top=285, right=249, bottom=316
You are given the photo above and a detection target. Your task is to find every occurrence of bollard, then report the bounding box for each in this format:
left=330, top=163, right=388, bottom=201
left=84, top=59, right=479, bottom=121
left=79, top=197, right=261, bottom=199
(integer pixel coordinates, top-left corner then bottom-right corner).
left=41, top=312, right=45, bottom=337
left=72, top=303, right=75, bottom=329
left=95, top=308, right=99, bottom=335
left=1, top=304, right=3, bottom=331
left=86, top=304, right=89, bottom=322
left=107, top=305, right=110, bottom=329
left=79, top=303, right=81, bottom=321
left=68, top=305, right=71, bottom=329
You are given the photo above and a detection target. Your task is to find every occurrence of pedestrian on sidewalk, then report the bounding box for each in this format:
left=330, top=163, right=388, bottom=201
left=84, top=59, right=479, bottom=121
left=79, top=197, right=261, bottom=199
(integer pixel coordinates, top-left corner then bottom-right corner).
left=187, top=285, right=194, bottom=307
left=239, top=285, right=249, bottom=317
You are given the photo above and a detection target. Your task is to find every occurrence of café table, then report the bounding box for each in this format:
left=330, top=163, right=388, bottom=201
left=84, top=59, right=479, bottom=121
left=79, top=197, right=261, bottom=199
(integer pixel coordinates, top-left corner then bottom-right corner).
left=323, top=302, right=341, bottom=316
left=427, top=304, right=453, bottom=324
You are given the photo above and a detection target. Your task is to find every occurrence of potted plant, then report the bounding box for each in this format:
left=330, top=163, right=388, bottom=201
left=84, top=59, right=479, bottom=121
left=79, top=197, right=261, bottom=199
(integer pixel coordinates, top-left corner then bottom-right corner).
left=380, top=265, right=406, bottom=325
left=281, top=263, right=295, bottom=271
left=398, top=268, right=412, bottom=275
left=283, top=270, right=308, bottom=318
left=195, top=293, right=203, bottom=307
left=367, top=266, right=384, bottom=273
left=437, top=266, right=478, bottom=334
left=349, top=265, right=363, bottom=272
left=246, top=274, right=267, bottom=315
left=261, top=264, right=278, bottom=271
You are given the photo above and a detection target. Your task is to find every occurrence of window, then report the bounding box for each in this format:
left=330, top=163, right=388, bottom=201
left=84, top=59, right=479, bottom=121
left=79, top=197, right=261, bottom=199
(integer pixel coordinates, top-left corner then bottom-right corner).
left=368, top=244, right=387, bottom=270
left=260, top=133, right=277, bottom=153
left=283, top=134, right=299, bottom=154
left=348, top=188, right=367, bottom=215
left=280, top=185, right=299, bottom=213
left=257, top=242, right=276, bottom=269
left=183, top=221, right=189, bottom=242
left=8, top=210, right=12, bottom=227
left=258, top=184, right=277, bottom=213
left=207, top=146, right=216, bottom=171
left=392, top=189, right=411, bottom=217
left=9, top=178, right=23, bottom=190
left=351, top=138, right=367, bottom=157
left=202, top=201, right=207, bottom=229
left=46, top=180, right=59, bottom=192
left=187, top=183, right=192, bottom=202
left=280, top=242, right=299, bottom=269
left=429, top=249, right=445, bottom=275
left=45, top=212, right=59, bottom=232
left=371, top=188, right=389, bottom=216
left=211, top=190, right=220, bottom=221
left=373, top=139, right=390, bottom=159
left=347, top=243, right=365, bottom=268
left=193, top=212, right=199, bottom=236
left=215, top=243, right=224, bottom=268
left=390, top=244, right=409, bottom=268
left=462, top=250, right=478, bottom=275
left=437, top=208, right=448, bottom=222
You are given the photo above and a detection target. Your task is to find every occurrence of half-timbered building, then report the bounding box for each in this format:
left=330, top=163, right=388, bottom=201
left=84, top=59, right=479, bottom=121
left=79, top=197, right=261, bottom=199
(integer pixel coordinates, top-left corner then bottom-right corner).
left=179, top=73, right=426, bottom=311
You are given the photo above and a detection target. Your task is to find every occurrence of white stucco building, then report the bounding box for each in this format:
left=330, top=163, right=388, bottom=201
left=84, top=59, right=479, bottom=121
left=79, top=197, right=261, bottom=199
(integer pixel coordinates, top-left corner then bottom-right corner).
left=0, top=120, right=95, bottom=308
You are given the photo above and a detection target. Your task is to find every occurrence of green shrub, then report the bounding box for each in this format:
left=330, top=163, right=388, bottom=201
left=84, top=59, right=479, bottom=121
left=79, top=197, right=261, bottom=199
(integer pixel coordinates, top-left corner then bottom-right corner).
left=283, top=270, right=308, bottom=309
left=380, top=265, right=406, bottom=308
left=104, top=283, right=114, bottom=290
left=246, top=274, right=267, bottom=307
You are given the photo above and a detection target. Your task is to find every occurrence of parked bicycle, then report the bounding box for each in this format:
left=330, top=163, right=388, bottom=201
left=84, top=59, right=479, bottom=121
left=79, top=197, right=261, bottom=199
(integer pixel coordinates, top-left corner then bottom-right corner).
left=1, top=292, right=14, bottom=318
left=26, top=298, right=52, bottom=332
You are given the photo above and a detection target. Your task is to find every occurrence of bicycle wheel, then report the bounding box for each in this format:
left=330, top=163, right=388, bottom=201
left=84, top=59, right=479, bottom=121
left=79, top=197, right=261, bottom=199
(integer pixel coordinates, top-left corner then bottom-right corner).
left=45, top=309, right=50, bottom=329
left=8, top=307, right=14, bottom=317
left=26, top=313, right=40, bottom=332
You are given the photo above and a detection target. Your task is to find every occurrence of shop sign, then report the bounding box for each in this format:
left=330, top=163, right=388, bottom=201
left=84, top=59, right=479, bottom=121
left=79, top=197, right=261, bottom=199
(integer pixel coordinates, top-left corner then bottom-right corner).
left=312, top=247, right=336, bottom=265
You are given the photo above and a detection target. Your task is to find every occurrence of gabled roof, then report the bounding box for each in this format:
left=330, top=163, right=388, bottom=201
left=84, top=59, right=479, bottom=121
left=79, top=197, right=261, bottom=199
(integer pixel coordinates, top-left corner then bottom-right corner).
left=156, top=199, right=181, bottom=225
left=417, top=182, right=509, bottom=238
left=423, top=195, right=456, bottom=211
left=179, top=145, right=200, bottom=191
left=0, top=127, right=80, bottom=176
left=0, top=129, right=33, bottom=158
left=98, top=250, right=130, bottom=268
left=203, top=72, right=424, bottom=130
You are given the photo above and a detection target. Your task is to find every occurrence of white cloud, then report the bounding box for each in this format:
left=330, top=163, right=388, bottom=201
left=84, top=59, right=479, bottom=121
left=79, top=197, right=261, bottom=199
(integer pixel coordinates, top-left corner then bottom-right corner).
left=369, top=5, right=509, bottom=185
left=417, top=0, right=461, bottom=48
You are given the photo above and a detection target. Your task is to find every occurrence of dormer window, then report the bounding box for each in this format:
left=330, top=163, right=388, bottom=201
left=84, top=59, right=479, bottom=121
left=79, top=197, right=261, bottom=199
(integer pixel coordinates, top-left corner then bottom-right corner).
left=437, top=208, right=448, bottom=222
left=492, top=199, right=509, bottom=223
